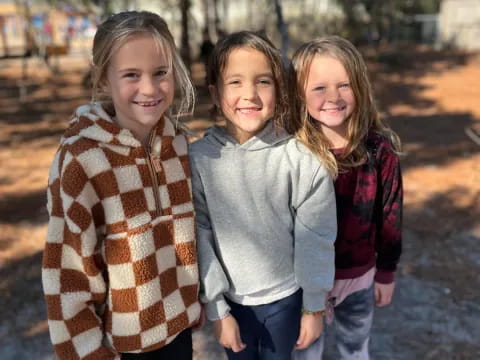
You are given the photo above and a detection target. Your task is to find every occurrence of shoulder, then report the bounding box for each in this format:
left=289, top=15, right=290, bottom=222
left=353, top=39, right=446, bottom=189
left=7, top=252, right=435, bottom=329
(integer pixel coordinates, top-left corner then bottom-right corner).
left=367, top=131, right=398, bottom=159
left=171, top=133, right=189, bottom=156
left=284, top=138, right=314, bottom=158
left=188, top=135, right=215, bottom=158
left=55, top=136, right=114, bottom=185
left=48, top=141, right=94, bottom=204
left=366, top=132, right=401, bottom=180
left=284, top=138, right=330, bottom=178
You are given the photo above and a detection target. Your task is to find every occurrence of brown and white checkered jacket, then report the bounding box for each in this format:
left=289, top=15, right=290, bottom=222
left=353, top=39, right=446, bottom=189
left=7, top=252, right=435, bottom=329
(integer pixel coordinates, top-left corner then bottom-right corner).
left=42, top=103, right=200, bottom=360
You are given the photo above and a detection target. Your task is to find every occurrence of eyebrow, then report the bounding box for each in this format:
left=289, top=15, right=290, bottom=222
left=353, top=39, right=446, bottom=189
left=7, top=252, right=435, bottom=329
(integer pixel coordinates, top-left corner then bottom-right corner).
left=118, top=65, right=170, bottom=73
left=310, top=80, right=350, bottom=86
left=224, top=72, right=273, bottom=79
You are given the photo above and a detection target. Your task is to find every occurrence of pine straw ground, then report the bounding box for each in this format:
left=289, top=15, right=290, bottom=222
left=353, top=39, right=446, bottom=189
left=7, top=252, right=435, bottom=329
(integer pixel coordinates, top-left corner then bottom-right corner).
left=0, top=48, right=479, bottom=359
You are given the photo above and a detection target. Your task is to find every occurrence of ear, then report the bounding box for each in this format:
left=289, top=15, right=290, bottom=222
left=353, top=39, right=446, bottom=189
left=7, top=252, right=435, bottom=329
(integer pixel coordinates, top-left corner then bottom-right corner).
left=101, top=78, right=111, bottom=95
left=208, top=85, right=220, bottom=106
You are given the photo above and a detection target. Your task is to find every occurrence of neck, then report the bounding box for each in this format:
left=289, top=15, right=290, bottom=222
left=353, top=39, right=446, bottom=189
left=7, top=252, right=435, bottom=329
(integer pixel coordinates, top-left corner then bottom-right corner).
left=112, top=116, right=154, bottom=147
left=138, top=129, right=152, bottom=147
left=321, top=126, right=348, bottom=149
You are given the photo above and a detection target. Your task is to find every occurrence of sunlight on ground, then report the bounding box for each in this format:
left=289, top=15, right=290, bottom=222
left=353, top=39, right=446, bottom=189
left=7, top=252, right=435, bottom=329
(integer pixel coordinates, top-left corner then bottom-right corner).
left=0, top=49, right=479, bottom=359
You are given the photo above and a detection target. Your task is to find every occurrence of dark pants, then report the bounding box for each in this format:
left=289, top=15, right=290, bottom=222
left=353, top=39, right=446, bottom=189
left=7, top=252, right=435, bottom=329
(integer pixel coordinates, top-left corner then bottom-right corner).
left=121, top=328, right=192, bottom=360
left=225, top=290, right=302, bottom=360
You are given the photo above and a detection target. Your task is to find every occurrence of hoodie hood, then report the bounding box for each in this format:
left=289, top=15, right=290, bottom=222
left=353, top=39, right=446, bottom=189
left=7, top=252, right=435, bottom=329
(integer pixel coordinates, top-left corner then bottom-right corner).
left=202, top=120, right=291, bottom=151
left=62, top=102, right=176, bottom=151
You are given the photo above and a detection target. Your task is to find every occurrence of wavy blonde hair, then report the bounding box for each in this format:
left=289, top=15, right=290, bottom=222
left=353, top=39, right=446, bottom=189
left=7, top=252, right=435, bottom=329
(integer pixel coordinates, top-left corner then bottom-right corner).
left=91, top=11, right=194, bottom=120
left=288, top=36, right=401, bottom=178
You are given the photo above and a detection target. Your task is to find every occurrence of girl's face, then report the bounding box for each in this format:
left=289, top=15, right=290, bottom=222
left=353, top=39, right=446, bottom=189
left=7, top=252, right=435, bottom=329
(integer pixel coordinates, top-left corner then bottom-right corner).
left=211, top=47, right=276, bottom=144
left=305, top=55, right=355, bottom=144
left=105, top=34, right=174, bottom=142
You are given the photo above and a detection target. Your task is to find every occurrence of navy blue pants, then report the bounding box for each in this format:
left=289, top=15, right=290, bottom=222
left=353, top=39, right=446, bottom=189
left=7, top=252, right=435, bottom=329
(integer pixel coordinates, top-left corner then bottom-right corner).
left=225, top=290, right=302, bottom=360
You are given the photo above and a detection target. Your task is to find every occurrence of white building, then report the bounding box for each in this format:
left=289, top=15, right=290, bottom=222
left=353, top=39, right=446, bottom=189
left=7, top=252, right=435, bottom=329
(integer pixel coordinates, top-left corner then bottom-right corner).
left=439, top=0, right=480, bottom=51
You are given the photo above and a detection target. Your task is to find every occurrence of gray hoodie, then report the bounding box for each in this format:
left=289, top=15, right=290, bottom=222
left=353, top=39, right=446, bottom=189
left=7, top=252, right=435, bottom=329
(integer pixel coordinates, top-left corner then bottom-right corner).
left=189, top=121, right=336, bottom=320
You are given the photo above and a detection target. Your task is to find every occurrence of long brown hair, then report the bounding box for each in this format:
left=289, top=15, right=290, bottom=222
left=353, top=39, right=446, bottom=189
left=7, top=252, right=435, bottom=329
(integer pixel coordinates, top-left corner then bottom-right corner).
left=288, top=36, right=401, bottom=178
left=207, top=31, right=289, bottom=128
left=91, top=11, right=194, bottom=119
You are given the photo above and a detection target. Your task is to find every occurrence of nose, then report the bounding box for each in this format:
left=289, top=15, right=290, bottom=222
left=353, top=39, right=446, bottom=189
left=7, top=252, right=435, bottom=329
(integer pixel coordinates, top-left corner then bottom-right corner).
left=140, top=76, right=156, bottom=96
left=326, top=87, right=340, bottom=102
left=242, top=83, right=258, bottom=100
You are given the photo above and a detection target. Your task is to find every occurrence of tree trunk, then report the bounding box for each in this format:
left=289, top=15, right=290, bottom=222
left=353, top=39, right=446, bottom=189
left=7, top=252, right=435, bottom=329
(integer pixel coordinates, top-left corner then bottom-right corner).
left=222, top=0, right=229, bottom=32
left=273, top=0, right=289, bottom=59
left=202, top=0, right=210, bottom=29
left=212, top=0, right=221, bottom=39
left=180, top=0, right=192, bottom=71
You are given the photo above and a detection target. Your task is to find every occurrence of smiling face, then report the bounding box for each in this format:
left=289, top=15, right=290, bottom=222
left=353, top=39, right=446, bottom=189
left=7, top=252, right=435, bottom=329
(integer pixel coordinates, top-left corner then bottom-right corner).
left=305, top=55, right=355, bottom=147
left=105, top=34, right=174, bottom=143
left=211, top=47, right=276, bottom=144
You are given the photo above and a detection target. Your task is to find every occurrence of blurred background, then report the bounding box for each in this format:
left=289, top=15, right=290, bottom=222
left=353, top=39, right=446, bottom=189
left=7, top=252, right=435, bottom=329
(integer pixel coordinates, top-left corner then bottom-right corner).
left=0, top=0, right=479, bottom=359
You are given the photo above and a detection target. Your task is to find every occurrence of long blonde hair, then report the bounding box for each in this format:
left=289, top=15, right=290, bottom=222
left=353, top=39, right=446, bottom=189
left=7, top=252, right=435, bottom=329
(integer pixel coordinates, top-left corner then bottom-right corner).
left=91, top=11, right=194, bottom=119
left=288, top=36, right=400, bottom=178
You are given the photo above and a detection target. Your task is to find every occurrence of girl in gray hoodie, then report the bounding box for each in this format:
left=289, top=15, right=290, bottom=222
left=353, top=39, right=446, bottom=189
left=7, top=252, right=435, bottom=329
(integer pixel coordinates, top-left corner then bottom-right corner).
left=189, top=31, right=337, bottom=360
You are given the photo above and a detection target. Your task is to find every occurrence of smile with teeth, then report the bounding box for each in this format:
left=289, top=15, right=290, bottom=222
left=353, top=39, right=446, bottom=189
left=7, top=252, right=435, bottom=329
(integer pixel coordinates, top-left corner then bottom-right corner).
left=237, top=107, right=261, bottom=114
left=321, top=105, right=346, bottom=112
left=134, top=100, right=161, bottom=107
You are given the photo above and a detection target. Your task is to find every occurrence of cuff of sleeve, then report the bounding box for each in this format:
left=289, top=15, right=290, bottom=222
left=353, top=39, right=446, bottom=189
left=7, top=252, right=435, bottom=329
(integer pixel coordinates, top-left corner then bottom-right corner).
left=302, top=291, right=328, bottom=312
left=375, top=269, right=395, bottom=284
left=205, top=296, right=231, bottom=321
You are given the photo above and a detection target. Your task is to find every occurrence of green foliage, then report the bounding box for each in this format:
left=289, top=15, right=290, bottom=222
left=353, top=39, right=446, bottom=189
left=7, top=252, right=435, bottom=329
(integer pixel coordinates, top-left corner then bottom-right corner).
left=336, top=0, right=441, bottom=44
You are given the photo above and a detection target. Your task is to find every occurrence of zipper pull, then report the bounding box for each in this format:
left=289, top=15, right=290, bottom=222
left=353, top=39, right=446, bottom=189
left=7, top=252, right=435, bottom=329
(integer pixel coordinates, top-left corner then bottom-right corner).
left=151, top=154, right=162, bottom=173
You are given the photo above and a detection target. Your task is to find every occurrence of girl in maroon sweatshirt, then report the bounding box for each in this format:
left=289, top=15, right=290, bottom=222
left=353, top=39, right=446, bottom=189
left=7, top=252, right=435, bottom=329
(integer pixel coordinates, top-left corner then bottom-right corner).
left=288, top=36, right=403, bottom=359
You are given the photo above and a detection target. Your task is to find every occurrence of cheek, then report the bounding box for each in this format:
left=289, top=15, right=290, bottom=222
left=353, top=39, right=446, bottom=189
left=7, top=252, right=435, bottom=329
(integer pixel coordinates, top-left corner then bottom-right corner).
left=220, top=90, right=238, bottom=110
left=118, top=84, right=134, bottom=98
left=346, top=92, right=356, bottom=109
left=160, top=79, right=175, bottom=101
left=110, top=80, right=134, bottom=99
left=305, top=94, right=321, bottom=112
left=350, top=94, right=356, bottom=106
left=260, top=88, right=276, bottom=108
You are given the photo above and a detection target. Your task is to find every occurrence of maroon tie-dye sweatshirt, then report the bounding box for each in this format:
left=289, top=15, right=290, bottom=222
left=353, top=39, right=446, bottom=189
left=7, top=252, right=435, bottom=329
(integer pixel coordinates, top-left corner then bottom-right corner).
left=332, top=132, right=403, bottom=284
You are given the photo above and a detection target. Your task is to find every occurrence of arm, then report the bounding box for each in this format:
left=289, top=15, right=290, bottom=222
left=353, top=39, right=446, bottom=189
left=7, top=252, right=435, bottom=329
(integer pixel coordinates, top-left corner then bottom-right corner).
left=42, top=151, right=119, bottom=360
left=190, top=155, right=246, bottom=351
left=213, top=315, right=246, bottom=352
left=295, top=313, right=324, bottom=350
left=189, top=155, right=231, bottom=321
left=374, top=148, right=403, bottom=285
left=294, top=163, right=337, bottom=348
left=294, top=164, right=337, bottom=312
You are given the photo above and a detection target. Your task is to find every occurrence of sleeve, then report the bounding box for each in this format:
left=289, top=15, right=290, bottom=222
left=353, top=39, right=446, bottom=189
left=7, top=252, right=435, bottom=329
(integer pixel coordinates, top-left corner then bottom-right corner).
left=374, top=148, right=403, bottom=284
left=294, top=163, right=337, bottom=312
left=189, top=155, right=231, bottom=321
left=42, top=150, right=120, bottom=360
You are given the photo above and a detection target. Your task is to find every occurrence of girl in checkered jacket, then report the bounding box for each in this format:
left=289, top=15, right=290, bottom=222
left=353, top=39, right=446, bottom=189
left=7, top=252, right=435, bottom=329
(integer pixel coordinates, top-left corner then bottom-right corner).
left=42, top=11, right=201, bottom=360
left=289, top=36, right=403, bottom=360
left=189, top=31, right=337, bottom=360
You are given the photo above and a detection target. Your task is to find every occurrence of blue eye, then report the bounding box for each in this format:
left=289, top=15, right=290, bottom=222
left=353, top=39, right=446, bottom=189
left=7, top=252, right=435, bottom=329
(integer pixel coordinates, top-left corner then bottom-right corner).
left=313, top=86, right=325, bottom=92
left=155, top=70, right=168, bottom=77
left=339, top=83, right=350, bottom=89
left=123, top=73, right=138, bottom=78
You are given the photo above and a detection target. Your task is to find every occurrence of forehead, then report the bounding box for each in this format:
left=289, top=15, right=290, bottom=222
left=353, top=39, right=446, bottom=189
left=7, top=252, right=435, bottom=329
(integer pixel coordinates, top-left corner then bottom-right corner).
left=307, top=54, right=348, bottom=81
left=223, top=47, right=272, bottom=77
left=110, top=34, right=171, bottom=69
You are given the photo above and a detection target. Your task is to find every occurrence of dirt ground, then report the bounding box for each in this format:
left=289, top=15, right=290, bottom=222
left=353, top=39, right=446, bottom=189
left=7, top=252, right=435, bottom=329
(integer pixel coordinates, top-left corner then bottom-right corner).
left=0, top=47, right=479, bottom=360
